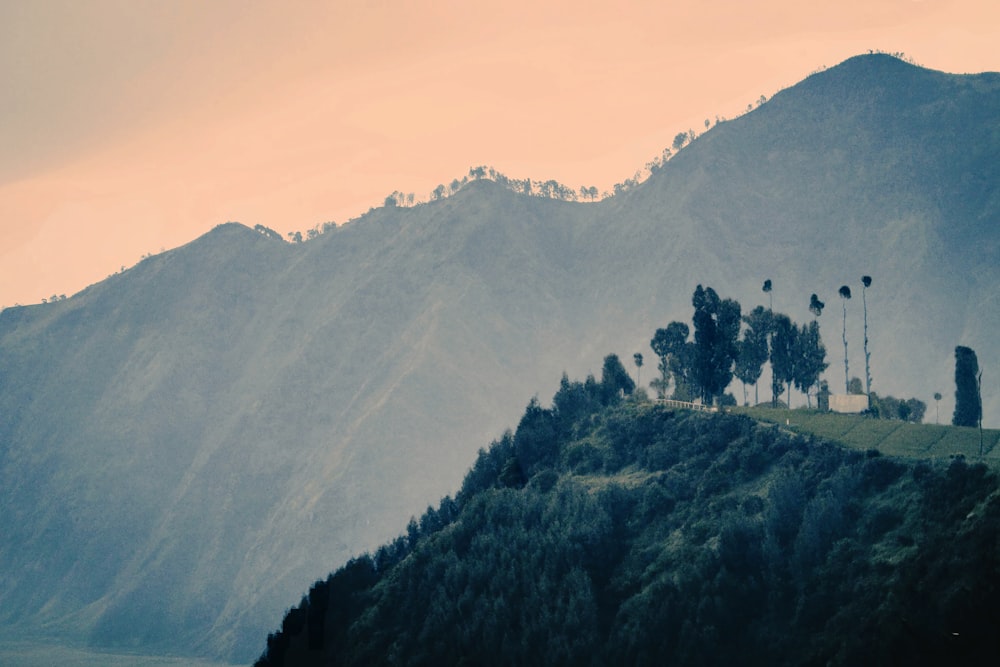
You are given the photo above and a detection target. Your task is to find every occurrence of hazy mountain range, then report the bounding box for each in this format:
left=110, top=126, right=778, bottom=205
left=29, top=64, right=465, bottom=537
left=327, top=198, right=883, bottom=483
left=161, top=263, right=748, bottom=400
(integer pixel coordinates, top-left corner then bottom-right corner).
left=1, top=54, right=997, bottom=663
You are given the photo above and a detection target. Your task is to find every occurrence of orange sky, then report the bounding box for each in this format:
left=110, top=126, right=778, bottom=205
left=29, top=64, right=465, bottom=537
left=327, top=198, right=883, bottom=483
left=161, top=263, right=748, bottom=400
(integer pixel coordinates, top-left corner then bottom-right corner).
left=1, top=0, right=998, bottom=307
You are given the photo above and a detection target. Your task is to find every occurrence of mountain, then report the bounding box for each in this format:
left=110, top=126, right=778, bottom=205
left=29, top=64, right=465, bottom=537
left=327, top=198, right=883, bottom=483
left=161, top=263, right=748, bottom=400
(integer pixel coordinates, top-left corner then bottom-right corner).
left=252, top=385, right=1000, bottom=666
left=1, top=54, right=998, bottom=663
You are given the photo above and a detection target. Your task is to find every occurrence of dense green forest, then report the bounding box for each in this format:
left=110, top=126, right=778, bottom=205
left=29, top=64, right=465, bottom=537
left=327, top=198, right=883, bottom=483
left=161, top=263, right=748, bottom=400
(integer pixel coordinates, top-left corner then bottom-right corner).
left=254, top=368, right=1000, bottom=666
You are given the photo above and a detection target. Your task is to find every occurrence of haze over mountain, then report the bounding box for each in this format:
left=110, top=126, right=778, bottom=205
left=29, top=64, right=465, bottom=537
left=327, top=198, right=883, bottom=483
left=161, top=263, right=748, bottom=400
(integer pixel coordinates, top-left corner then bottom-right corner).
left=1, top=54, right=997, bottom=663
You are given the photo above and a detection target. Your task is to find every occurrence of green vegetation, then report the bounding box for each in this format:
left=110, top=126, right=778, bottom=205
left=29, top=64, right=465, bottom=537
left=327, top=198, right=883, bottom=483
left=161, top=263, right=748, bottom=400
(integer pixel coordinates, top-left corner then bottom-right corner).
left=655, top=283, right=941, bottom=429
left=654, top=285, right=831, bottom=410
left=954, top=346, right=983, bottom=428
left=738, top=406, right=1000, bottom=462
left=256, top=372, right=1000, bottom=666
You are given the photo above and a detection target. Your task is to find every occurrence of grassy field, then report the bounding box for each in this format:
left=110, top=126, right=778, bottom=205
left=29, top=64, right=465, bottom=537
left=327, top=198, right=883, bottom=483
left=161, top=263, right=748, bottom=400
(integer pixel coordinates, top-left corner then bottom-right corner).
left=735, top=406, right=1000, bottom=464
left=0, top=639, right=246, bottom=667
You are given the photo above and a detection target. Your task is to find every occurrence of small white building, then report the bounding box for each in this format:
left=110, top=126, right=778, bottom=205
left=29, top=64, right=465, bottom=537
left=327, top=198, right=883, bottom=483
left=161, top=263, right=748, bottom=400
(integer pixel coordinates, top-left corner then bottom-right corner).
left=829, top=394, right=869, bottom=414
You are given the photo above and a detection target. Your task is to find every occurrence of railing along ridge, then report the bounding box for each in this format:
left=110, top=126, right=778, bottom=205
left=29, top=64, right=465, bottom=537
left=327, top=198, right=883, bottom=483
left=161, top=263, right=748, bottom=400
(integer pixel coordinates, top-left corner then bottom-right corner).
left=655, top=399, right=719, bottom=413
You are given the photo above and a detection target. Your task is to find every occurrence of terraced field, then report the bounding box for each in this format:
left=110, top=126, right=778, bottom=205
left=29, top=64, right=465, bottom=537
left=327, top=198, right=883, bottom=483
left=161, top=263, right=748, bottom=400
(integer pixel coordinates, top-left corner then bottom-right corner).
left=738, top=406, right=1000, bottom=464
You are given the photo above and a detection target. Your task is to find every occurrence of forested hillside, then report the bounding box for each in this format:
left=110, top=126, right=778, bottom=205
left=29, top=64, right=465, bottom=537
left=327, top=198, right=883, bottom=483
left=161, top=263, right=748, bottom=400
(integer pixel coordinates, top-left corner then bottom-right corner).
left=1, top=54, right=998, bottom=663
left=256, top=375, right=1000, bottom=666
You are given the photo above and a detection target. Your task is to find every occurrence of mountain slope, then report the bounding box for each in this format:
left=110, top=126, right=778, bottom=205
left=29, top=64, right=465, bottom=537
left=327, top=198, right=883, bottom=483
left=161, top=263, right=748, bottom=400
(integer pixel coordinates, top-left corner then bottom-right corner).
left=0, top=54, right=998, bottom=662
left=253, top=386, right=1000, bottom=666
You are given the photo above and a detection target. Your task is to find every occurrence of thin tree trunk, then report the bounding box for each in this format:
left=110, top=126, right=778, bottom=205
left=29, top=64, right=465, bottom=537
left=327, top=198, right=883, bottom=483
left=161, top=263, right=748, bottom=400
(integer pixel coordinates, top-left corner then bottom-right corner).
left=842, top=302, right=849, bottom=394
left=863, top=286, right=871, bottom=397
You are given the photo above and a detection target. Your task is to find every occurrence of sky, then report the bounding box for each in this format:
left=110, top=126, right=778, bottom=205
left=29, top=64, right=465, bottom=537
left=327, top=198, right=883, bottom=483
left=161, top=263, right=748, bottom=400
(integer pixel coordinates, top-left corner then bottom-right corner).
left=1, top=0, right=998, bottom=307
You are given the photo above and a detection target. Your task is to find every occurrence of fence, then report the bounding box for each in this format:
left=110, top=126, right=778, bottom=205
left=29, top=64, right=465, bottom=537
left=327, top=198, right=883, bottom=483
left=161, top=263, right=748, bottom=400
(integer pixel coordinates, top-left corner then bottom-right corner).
left=655, top=399, right=718, bottom=413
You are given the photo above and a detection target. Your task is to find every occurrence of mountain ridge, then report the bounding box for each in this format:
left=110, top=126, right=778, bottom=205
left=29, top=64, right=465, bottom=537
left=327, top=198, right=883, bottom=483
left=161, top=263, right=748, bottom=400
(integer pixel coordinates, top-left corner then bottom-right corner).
left=1, top=54, right=997, bottom=662
left=252, top=385, right=1000, bottom=666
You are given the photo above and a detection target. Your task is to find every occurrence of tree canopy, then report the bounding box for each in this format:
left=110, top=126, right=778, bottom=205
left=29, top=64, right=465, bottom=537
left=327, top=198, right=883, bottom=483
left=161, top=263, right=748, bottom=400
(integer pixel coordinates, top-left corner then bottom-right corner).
left=953, top=346, right=982, bottom=427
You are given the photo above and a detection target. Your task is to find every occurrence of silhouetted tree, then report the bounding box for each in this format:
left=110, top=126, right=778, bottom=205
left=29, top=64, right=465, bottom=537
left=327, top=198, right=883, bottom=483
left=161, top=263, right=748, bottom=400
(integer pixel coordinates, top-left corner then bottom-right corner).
left=933, top=392, right=942, bottom=424
left=953, top=346, right=981, bottom=427
left=793, top=321, right=828, bottom=407
left=903, top=398, right=926, bottom=423
left=633, top=353, right=644, bottom=388
left=514, top=398, right=558, bottom=475
left=769, top=314, right=796, bottom=407
left=651, top=322, right=692, bottom=400
left=861, top=276, right=873, bottom=397
left=601, top=354, right=635, bottom=404
left=808, top=293, right=825, bottom=318
left=691, top=285, right=741, bottom=405
left=735, top=306, right=771, bottom=406
left=672, top=132, right=689, bottom=152
left=871, top=393, right=926, bottom=423
left=762, top=279, right=773, bottom=311
left=838, top=285, right=852, bottom=394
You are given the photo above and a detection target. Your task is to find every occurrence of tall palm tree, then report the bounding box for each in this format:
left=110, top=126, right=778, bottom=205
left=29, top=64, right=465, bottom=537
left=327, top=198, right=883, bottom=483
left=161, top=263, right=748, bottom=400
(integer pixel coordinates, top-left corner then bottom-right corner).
left=861, top=276, right=873, bottom=398
left=762, top=279, right=773, bottom=311
left=633, top=353, right=644, bottom=389
left=839, top=285, right=852, bottom=394
left=809, top=293, right=825, bottom=318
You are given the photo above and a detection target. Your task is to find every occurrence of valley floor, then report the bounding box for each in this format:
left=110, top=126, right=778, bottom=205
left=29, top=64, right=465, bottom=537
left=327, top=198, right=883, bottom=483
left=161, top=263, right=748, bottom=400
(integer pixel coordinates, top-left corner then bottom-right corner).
left=0, top=639, right=246, bottom=667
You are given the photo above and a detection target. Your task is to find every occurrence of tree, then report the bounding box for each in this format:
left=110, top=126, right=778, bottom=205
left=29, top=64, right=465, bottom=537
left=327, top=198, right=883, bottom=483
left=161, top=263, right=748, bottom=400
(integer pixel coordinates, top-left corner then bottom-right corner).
left=870, top=393, right=926, bottom=423
left=650, top=322, right=692, bottom=400
left=903, top=398, right=926, bottom=423
left=769, top=314, right=797, bottom=407
left=861, top=276, right=873, bottom=398
left=838, top=285, right=852, bottom=394
left=808, top=293, right=825, bottom=318
left=735, top=306, right=771, bottom=406
left=633, top=353, right=644, bottom=389
left=793, top=321, right=828, bottom=407
left=672, top=132, right=689, bottom=152
left=514, top=398, right=558, bottom=475
left=690, top=285, right=742, bottom=405
left=600, top=354, right=635, bottom=404
left=553, top=373, right=600, bottom=427
left=933, top=392, right=942, bottom=424
left=762, top=279, right=773, bottom=311
left=953, top=346, right=981, bottom=427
